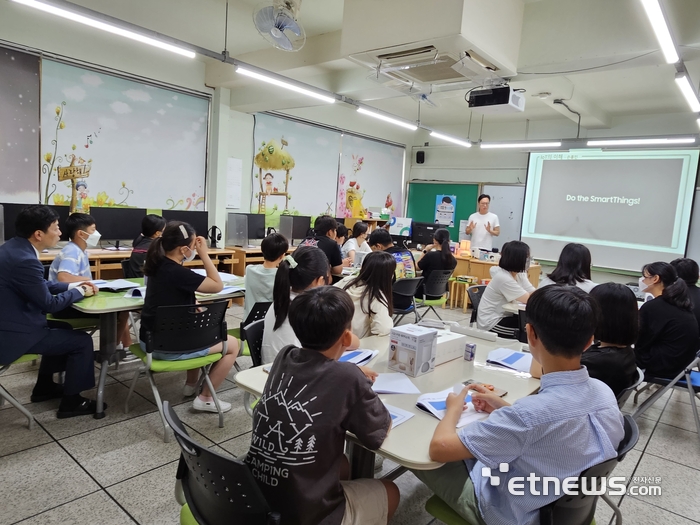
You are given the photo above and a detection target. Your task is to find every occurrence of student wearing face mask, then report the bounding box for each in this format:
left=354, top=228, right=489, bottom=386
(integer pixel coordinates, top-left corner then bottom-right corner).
left=48, top=213, right=132, bottom=347
left=141, top=221, right=240, bottom=413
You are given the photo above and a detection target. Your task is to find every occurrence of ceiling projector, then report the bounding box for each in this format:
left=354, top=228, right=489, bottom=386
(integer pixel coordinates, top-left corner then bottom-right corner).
left=468, top=86, right=525, bottom=114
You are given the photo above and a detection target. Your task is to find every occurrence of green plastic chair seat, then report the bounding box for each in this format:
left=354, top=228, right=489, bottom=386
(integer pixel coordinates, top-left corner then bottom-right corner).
left=13, top=354, right=40, bottom=365
left=424, top=495, right=472, bottom=525
left=179, top=503, right=197, bottom=525
left=128, top=343, right=222, bottom=373
left=47, top=314, right=99, bottom=330
left=227, top=328, right=250, bottom=357
left=415, top=297, right=448, bottom=307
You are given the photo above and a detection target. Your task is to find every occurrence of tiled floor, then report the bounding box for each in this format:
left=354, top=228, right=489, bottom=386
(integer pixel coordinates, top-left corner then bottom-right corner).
left=2, top=303, right=700, bottom=524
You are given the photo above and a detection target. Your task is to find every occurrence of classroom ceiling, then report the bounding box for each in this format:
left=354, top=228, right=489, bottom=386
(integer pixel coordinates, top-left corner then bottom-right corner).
left=38, top=0, right=700, bottom=133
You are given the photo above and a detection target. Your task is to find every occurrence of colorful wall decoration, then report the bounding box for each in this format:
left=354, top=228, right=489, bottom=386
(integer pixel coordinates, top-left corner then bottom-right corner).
left=0, top=48, right=40, bottom=203
left=253, top=114, right=342, bottom=227
left=40, top=59, right=209, bottom=212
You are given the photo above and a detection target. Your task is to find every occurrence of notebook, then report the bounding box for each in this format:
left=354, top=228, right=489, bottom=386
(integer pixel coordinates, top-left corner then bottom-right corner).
left=339, top=349, right=379, bottom=366
left=486, top=348, right=533, bottom=373
left=96, top=279, right=140, bottom=292
left=416, top=388, right=488, bottom=428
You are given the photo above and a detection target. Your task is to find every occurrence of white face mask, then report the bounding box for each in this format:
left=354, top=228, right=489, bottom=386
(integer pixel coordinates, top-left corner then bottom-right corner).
left=182, top=246, right=196, bottom=263
left=82, top=230, right=101, bottom=248
left=638, top=276, right=648, bottom=292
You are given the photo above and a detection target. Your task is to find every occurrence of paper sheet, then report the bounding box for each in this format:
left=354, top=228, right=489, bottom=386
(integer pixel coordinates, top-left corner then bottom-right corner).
left=339, top=349, right=379, bottom=366
left=226, top=157, right=243, bottom=209
left=191, top=269, right=241, bottom=282
left=372, top=373, right=421, bottom=394
left=383, top=403, right=414, bottom=429
left=97, top=279, right=139, bottom=290
left=417, top=387, right=488, bottom=428
left=486, top=348, right=533, bottom=373
left=123, top=286, right=146, bottom=298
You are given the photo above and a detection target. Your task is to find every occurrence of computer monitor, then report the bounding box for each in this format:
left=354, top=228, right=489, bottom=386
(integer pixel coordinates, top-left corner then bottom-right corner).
left=412, top=222, right=439, bottom=247
left=226, top=213, right=266, bottom=246
left=0, top=203, right=30, bottom=242
left=279, top=215, right=311, bottom=246
left=46, top=205, right=71, bottom=241
left=353, top=250, right=369, bottom=268
left=88, top=207, right=147, bottom=250
left=162, top=210, right=209, bottom=237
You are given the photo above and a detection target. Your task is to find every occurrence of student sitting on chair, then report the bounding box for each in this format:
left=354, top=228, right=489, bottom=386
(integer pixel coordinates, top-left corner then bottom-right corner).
left=126, top=214, right=166, bottom=278
left=416, top=286, right=624, bottom=525
left=538, top=242, right=597, bottom=292
left=414, top=227, right=457, bottom=299
left=141, top=221, right=240, bottom=413
left=635, top=261, right=699, bottom=379
left=335, top=251, right=395, bottom=338
left=342, top=221, right=371, bottom=263
left=0, top=205, right=101, bottom=418
left=247, top=286, right=399, bottom=525
left=670, top=257, right=700, bottom=330
left=48, top=212, right=132, bottom=349
left=299, top=215, right=344, bottom=275
left=530, top=282, right=638, bottom=397
left=368, top=228, right=416, bottom=310
left=477, top=240, right=535, bottom=338
left=261, top=246, right=360, bottom=364
left=243, top=232, right=288, bottom=319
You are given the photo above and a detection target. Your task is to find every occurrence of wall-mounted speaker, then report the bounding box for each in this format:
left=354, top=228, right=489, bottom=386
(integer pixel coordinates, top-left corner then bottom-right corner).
left=416, top=151, right=425, bottom=164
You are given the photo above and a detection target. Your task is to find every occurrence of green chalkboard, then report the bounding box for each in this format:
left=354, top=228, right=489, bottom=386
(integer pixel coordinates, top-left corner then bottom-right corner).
left=406, top=182, right=480, bottom=241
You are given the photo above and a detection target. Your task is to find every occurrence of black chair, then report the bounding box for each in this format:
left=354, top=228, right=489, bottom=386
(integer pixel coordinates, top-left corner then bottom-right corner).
left=121, top=259, right=139, bottom=279
left=163, top=401, right=281, bottom=525
left=539, top=415, right=639, bottom=525
left=466, top=285, right=486, bottom=325
left=415, top=269, right=454, bottom=321
left=616, top=367, right=644, bottom=409
left=632, top=350, right=700, bottom=437
left=392, top=277, right=423, bottom=325
left=232, top=302, right=271, bottom=372
left=124, top=301, right=229, bottom=442
left=241, top=319, right=266, bottom=417
left=42, top=264, right=51, bottom=280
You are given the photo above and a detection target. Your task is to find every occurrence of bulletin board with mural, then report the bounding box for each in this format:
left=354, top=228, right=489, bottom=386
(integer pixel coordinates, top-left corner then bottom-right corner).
left=406, top=182, right=479, bottom=241
left=252, top=113, right=405, bottom=228
left=40, top=59, right=209, bottom=212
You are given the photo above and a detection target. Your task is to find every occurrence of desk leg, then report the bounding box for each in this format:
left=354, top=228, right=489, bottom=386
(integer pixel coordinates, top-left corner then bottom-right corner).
left=347, top=441, right=375, bottom=479
left=95, top=311, right=118, bottom=419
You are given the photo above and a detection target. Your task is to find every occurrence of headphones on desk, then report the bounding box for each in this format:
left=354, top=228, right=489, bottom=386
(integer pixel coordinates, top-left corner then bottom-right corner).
left=208, top=226, right=222, bottom=248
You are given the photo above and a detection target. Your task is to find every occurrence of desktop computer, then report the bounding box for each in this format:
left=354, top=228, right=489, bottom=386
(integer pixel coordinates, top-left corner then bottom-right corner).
left=89, top=207, right=147, bottom=250
left=411, top=222, right=439, bottom=247
left=162, top=210, right=209, bottom=237
left=279, top=215, right=311, bottom=246
left=226, top=213, right=266, bottom=247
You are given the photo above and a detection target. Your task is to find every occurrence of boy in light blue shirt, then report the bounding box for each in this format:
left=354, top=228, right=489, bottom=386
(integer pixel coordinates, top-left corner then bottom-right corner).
left=415, top=286, right=625, bottom=525
left=243, top=232, right=288, bottom=319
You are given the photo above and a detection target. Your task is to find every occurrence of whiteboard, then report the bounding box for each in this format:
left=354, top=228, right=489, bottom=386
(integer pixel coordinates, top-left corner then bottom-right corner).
left=482, top=184, right=525, bottom=250
left=685, top=188, right=700, bottom=262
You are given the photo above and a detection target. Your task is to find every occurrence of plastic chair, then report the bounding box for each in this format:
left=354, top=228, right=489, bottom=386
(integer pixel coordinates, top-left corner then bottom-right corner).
left=424, top=416, right=638, bottom=525
left=415, top=270, right=453, bottom=321
left=231, top=302, right=271, bottom=371
left=632, top=350, right=700, bottom=437
left=0, top=354, right=40, bottom=429
left=392, top=277, right=423, bottom=325
left=466, top=285, right=486, bottom=325
left=616, top=367, right=644, bottom=409
left=163, top=401, right=281, bottom=525
left=239, top=319, right=266, bottom=417
left=124, top=300, right=229, bottom=442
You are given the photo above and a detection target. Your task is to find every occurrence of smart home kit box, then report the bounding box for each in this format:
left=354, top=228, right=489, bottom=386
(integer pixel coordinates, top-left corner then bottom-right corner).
left=389, top=324, right=438, bottom=377
left=435, top=330, right=468, bottom=366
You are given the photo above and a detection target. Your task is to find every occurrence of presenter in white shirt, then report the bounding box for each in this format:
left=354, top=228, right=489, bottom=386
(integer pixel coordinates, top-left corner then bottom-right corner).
left=465, top=194, right=500, bottom=250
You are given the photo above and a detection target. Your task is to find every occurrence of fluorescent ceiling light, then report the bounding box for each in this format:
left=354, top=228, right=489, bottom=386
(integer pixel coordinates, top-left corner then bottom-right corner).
left=675, top=74, right=700, bottom=112
left=356, top=107, right=417, bottom=131
left=430, top=131, right=472, bottom=148
left=479, top=141, right=561, bottom=149
left=640, top=0, right=679, bottom=64
left=12, top=0, right=195, bottom=58
left=587, top=137, right=696, bottom=146
left=236, top=67, right=335, bottom=104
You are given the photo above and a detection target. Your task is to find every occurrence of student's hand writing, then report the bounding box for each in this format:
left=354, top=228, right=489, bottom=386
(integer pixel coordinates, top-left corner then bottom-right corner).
left=193, top=236, right=209, bottom=255
left=358, top=366, right=377, bottom=383
left=445, top=386, right=470, bottom=414
left=468, top=384, right=509, bottom=413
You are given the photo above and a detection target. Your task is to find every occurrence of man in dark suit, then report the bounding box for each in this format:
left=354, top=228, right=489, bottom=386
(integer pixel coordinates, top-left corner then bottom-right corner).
left=0, top=205, right=102, bottom=418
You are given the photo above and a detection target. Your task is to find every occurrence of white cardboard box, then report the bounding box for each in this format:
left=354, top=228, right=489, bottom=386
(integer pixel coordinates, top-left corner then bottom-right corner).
left=389, top=324, right=438, bottom=377
left=435, top=330, right=468, bottom=366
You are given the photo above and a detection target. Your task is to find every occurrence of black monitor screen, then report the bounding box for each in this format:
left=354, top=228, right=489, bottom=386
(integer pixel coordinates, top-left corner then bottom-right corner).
left=1, top=203, right=30, bottom=240
left=412, top=222, right=438, bottom=246
left=246, top=213, right=266, bottom=240
left=89, top=207, right=147, bottom=243
left=162, top=210, right=209, bottom=237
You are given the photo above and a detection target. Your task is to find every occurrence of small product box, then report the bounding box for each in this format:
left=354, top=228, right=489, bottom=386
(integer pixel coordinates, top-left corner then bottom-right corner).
left=389, top=324, right=438, bottom=377
left=435, top=330, right=468, bottom=366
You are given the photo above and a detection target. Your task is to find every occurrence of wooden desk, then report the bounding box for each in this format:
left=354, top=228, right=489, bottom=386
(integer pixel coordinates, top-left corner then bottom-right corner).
left=39, top=248, right=238, bottom=279
left=234, top=334, right=539, bottom=477
left=224, top=245, right=296, bottom=277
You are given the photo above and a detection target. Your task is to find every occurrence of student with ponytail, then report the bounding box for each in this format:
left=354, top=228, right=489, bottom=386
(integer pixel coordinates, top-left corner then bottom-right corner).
left=261, top=246, right=360, bottom=364
left=635, top=261, right=699, bottom=379
left=415, top=227, right=457, bottom=298
left=141, top=221, right=240, bottom=413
